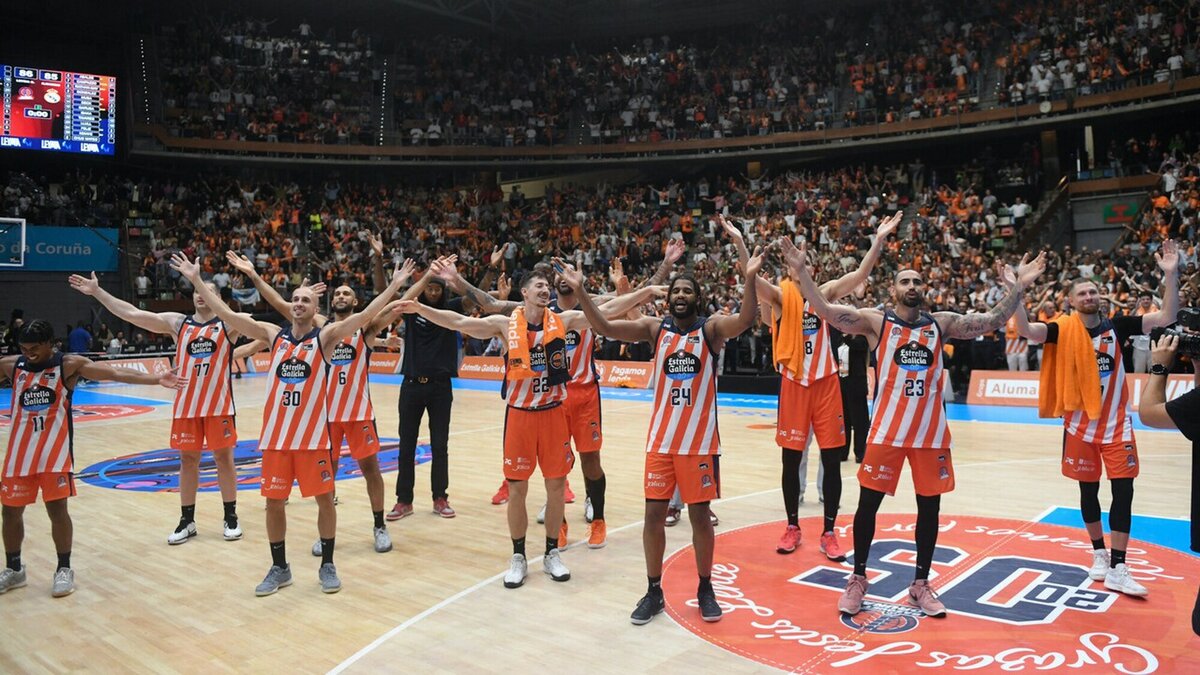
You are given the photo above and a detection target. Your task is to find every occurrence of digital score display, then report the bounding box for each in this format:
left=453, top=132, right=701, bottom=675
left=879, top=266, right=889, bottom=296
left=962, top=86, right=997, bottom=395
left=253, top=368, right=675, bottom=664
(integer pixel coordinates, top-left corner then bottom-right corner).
left=1, top=65, right=116, bottom=155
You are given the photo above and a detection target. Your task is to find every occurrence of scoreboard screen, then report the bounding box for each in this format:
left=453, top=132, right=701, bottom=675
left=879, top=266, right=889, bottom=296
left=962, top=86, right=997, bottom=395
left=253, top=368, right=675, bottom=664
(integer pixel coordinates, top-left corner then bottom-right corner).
left=1, top=65, right=116, bottom=155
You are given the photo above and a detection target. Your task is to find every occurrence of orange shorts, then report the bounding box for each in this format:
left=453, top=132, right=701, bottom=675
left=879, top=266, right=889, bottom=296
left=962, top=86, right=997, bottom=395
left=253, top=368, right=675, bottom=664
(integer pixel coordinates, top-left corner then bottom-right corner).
left=329, top=420, right=381, bottom=460
left=644, top=453, right=720, bottom=504
left=503, top=405, right=574, bottom=481
left=858, top=444, right=955, bottom=497
left=565, top=382, right=603, bottom=454
left=1061, top=433, right=1139, bottom=481
left=777, top=374, right=846, bottom=450
left=260, top=449, right=336, bottom=500
left=171, top=415, right=237, bottom=452
left=1, top=472, right=75, bottom=507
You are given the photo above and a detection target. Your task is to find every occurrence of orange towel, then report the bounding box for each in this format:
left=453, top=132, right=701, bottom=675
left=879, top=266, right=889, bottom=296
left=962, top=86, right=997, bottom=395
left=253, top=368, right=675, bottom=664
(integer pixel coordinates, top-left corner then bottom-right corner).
left=772, top=279, right=807, bottom=378
left=506, top=306, right=567, bottom=381
left=1038, top=313, right=1102, bottom=420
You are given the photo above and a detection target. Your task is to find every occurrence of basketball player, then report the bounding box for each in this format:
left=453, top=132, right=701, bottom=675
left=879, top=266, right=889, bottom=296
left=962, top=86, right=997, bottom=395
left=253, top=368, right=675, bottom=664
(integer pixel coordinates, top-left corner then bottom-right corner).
left=225, top=252, right=400, bottom=555
left=785, top=239, right=1046, bottom=617
left=68, top=272, right=259, bottom=545
left=0, top=320, right=185, bottom=597
left=438, top=250, right=681, bottom=549
left=1007, top=239, right=1178, bottom=596
left=747, top=212, right=901, bottom=560
left=394, top=270, right=660, bottom=588
left=558, top=247, right=764, bottom=626
left=172, top=253, right=413, bottom=596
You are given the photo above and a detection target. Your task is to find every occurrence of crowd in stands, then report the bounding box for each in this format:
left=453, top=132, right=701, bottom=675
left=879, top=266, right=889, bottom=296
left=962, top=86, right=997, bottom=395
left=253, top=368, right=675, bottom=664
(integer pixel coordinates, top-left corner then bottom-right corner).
left=152, top=0, right=1200, bottom=147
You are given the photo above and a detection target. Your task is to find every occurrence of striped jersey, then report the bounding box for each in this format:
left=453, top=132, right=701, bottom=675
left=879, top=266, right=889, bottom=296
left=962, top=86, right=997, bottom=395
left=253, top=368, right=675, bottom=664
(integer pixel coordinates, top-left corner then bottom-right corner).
left=1065, top=319, right=1133, bottom=444
left=327, top=329, right=375, bottom=423
left=173, top=317, right=234, bottom=419
left=504, top=323, right=568, bottom=410
left=4, top=353, right=73, bottom=477
left=646, top=317, right=720, bottom=455
left=551, top=299, right=598, bottom=386
left=260, top=326, right=332, bottom=451
left=778, top=300, right=838, bottom=386
left=1005, top=316, right=1028, bottom=356
left=867, top=311, right=951, bottom=449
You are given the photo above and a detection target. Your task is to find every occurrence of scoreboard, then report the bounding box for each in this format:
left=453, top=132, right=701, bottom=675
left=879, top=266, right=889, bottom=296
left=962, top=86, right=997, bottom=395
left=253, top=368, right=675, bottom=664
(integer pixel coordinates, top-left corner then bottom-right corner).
left=1, top=65, right=116, bottom=155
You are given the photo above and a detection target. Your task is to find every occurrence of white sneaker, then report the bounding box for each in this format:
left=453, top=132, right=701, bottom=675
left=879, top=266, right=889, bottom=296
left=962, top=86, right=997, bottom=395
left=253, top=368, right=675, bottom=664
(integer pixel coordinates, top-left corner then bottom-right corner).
left=584, top=497, right=594, bottom=524
left=374, top=526, right=393, bottom=553
left=543, top=549, right=571, bottom=582
left=311, top=540, right=323, bottom=557
left=1104, top=563, right=1148, bottom=596
left=1089, top=549, right=1110, bottom=581
left=536, top=503, right=547, bottom=524
left=52, top=567, right=75, bottom=597
left=167, top=521, right=197, bottom=545
left=503, top=554, right=528, bottom=589
left=223, top=520, right=243, bottom=541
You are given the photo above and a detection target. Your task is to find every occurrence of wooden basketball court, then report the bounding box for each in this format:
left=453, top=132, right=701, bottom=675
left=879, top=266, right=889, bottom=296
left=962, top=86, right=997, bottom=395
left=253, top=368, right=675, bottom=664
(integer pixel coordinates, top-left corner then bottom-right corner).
left=1, top=376, right=1196, bottom=673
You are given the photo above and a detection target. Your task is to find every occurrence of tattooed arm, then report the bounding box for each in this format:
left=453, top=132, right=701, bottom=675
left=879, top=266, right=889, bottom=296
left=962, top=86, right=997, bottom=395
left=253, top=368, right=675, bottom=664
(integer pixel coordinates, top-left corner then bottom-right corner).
left=936, top=252, right=1047, bottom=340
left=781, top=238, right=884, bottom=346
left=431, top=255, right=520, bottom=316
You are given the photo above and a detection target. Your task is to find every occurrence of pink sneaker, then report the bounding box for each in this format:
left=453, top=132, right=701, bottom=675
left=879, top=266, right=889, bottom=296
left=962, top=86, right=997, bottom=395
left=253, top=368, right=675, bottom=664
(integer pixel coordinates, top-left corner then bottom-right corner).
left=385, top=502, right=413, bottom=521
left=491, top=482, right=509, bottom=505
left=433, top=498, right=456, bottom=518
left=564, top=480, right=576, bottom=504
left=819, top=531, right=846, bottom=562
left=776, top=525, right=801, bottom=554
left=908, top=579, right=946, bottom=617
left=838, top=574, right=869, bottom=614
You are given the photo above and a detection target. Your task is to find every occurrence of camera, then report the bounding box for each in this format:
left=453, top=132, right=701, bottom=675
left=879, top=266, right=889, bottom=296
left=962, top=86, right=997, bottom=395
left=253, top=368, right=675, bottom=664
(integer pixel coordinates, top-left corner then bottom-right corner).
left=1163, top=307, right=1200, bottom=357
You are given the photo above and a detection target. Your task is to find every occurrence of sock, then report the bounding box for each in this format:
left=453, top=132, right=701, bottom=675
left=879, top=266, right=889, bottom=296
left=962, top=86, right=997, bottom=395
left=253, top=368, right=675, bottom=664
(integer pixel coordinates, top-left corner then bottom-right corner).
left=270, top=541, right=288, bottom=569
left=853, top=489, right=886, bottom=577
left=585, top=475, right=607, bottom=521
left=782, top=448, right=802, bottom=526
left=914, top=495, right=941, bottom=581
left=373, top=510, right=385, bottom=529
left=1111, top=549, right=1126, bottom=567
left=698, top=575, right=713, bottom=595
left=180, top=504, right=196, bottom=524
left=223, top=501, right=238, bottom=526
left=512, top=537, right=526, bottom=557
left=648, top=575, right=663, bottom=594
left=6, top=551, right=21, bottom=571
left=320, top=538, right=335, bottom=566
left=545, top=537, right=558, bottom=555
left=57, top=551, right=71, bottom=570
left=820, top=448, right=843, bottom=532
left=1091, top=537, right=1106, bottom=551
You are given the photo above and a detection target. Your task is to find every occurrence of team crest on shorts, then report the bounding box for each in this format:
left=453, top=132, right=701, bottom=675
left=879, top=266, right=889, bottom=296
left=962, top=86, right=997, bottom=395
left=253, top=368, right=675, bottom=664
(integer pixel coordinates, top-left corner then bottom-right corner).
left=57, top=475, right=68, bottom=488
left=321, top=471, right=332, bottom=481
left=701, top=474, right=713, bottom=488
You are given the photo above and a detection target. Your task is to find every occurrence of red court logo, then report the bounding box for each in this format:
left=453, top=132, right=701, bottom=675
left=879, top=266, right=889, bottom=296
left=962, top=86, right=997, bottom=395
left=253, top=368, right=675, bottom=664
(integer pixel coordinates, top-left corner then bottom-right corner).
left=1, top=403, right=154, bottom=425
left=662, top=515, right=1199, bottom=673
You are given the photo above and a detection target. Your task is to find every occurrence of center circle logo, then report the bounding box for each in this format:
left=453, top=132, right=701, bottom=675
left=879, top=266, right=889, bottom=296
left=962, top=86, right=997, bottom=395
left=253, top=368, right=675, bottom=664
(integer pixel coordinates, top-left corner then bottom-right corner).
left=661, top=515, right=1199, bottom=673
left=77, top=438, right=430, bottom=492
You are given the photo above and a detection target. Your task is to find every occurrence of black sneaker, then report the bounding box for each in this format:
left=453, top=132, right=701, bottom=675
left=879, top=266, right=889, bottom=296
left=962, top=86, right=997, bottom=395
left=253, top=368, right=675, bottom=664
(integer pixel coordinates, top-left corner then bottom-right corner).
left=697, top=589, right=722, bottom=622
left=630, top=592, right=665, bottom=625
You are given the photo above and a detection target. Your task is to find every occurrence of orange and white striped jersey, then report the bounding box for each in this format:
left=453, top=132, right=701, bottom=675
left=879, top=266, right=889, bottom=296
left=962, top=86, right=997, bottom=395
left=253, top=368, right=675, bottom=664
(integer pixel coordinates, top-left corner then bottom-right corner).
left=4, top=353, right=73, bottom=477
left=259, top=327, right=331, bottom=452
left=1065, top=319, right=1133, bottom=444
left=173, top=317, right=234, bottom=419
left=327, top=329, right=374, bottom=423
left=778, top=301, right=838, bottom=386
left=646, top=317, right=720, bottom=456
left=867, top=311, right=951, bottom=449
left=1004, top=316, right=1028, bottom=356
left=504, top=324, right=568, bottom=410
left=564, top=326, right=598, bottom=385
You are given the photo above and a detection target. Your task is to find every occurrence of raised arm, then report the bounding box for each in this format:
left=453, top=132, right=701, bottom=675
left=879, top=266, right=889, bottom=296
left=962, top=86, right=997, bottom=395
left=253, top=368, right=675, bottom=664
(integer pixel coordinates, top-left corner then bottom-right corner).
left=232, top=339, right=268, bottom=360
left=399, top=255, right=457, bottom=302
left=706, top=246, right=764, bottom=341
left=65, top=354, right=187, bottom=390
left=717, top=215, right=750, bottom=270
left=69, top=272, right=185, bottom=336
left=1140, top=239, right=1180, bottom=331
left=432, top=255, right=519, bottom=316
left=639, top=239, right=685, bottom=289
left=225, top=251, right=288, bottom=315
left=782, top=238, right=881, bottom=341
left=395, top=300, right=507, bottom=341
left=368, top=232, right=387, bottom=294
left=937, top=253, right=1046, bottom=340
left=171, top=254, right=279, bottom=344
left=321, top=260, right=415, bottom=350
left=557, top=259, right=660, bottom=343
left=820, top=212, right=901, bottom=301
left=596, top=284, right=667, bottom=318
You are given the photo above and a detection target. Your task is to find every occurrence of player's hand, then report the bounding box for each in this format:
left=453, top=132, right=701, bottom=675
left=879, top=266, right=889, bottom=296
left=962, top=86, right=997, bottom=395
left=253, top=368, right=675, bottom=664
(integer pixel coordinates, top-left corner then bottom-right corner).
left=170, top=253, right=201, bottom=281
left=225, top=251, right=256, bottom=275
left=779, top=238, right=808, bottom=278
left=489, top=245, right=504, bottom=268
left=393, top=259, right=416, bottom=286
left=718, top=215, right=744, bottom=243
left=1155, top=238, right=1179, bottom=274
left=158, top=367, right=189, bottom=390
left=551, top=257, right=585, bottom=290
left=664, top=237, right=686, bottom=264
left=1015, top=251, right=1048, bottom=289
left=367, top=232, right=385, bottom=258
left=876, top=211, right=903, bottom=239
left=429, top=256, right=460, bottom=285
left=385, top=334, right=403, bottom=351
left=68, top=271, right=101, bottom=296
left=745, top=246, right=765, bottom=279
left=394, top=300, right=420, bottom=314
left=496, top=273, right=512, bottom=300
left=301, top=278, right=328, bottom=296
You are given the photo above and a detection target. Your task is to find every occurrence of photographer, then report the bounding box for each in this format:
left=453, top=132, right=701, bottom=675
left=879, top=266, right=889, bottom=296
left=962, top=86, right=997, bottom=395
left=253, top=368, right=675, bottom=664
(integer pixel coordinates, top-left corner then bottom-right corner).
left=1137, top=324, right=1200, bottom=637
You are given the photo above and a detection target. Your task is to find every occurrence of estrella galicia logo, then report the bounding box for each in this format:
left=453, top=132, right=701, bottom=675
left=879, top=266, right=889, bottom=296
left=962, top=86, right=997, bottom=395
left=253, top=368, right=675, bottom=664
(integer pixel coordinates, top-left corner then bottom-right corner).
left=20, top=385, right=56, bottom=412
left=529, top=345, right=547, bottom=372
left=187, top=337, right=217, bottom=360
left=894, top=342, right=933, bottom=372
left=277, top=357, right=312, bottom=384
left=565, top=330, right=581, bottom=351
left=665, top=351, right=701, bottom=381
left=839, top=600, right=923, bottom=634
left=1095, top=352, right=1114, bottom=378
left=330, top=342, right=357, bottom=367
left=77, top=438, right=428, bottom=492
left=802, top=312, right=821, bottom=336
